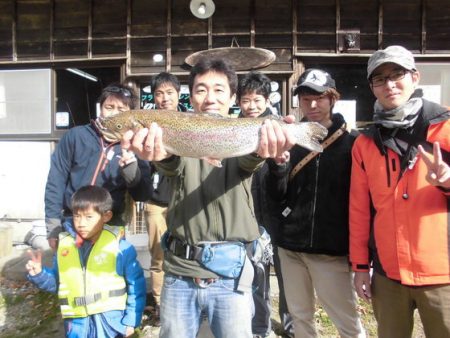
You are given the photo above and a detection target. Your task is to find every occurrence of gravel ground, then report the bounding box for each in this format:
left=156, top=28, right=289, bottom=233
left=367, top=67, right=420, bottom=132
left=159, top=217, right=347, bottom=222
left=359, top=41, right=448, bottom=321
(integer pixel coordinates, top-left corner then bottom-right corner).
left=0, top=275, right=284, bottom=338
left=0, top=277, right=63, bottom=338
left=0, top=273, right=425, bottom=338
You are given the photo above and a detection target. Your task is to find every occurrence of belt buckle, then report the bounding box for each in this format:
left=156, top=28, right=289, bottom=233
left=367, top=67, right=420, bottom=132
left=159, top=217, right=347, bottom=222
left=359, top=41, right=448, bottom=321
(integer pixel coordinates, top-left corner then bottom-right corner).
left=193, top=277, right=215, bottom=288
left=185, top=245, right=191, bottom=259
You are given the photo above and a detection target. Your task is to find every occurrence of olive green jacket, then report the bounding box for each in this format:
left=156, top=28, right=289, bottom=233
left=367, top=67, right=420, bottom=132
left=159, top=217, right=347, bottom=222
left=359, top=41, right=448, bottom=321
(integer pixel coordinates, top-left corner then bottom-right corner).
left=155, top=154, right=264, bottom=278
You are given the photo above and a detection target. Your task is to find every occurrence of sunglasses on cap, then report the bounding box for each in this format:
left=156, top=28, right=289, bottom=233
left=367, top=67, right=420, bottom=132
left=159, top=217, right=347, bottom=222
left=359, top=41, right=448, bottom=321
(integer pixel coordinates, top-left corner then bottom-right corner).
left=105, top=86, right=132, bottom=97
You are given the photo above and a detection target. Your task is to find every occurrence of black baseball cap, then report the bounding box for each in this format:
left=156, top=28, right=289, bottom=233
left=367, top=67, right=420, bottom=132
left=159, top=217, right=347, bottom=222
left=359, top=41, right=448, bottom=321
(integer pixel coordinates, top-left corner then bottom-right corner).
left=293, top=69, right=336, bottom=96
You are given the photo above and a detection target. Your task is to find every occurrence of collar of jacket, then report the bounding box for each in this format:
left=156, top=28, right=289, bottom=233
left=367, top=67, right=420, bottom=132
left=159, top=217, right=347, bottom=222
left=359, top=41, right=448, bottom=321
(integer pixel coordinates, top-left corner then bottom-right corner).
left=361, top=99, right=450, bottom=156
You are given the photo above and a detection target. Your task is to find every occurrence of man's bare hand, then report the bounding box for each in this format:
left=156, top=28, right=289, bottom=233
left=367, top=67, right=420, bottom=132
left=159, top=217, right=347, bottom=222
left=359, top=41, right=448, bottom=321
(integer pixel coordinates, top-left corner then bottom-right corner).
left=418, top=142, right=450, bottom=189
left=354, top=271, right=372, bottom=302
left=121, top=123, right=171, bottom=162
left=118, top=149, right=137, bottom=167
left=257, top=115, right=296, bottom=159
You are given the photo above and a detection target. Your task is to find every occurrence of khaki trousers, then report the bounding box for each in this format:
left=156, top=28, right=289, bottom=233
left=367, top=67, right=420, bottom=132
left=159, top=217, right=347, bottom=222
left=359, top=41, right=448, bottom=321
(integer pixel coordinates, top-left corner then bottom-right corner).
left=145, top=202, right=168, bottom=305
left=372, top=272, right=450, bottom=338
left=278, top=248, right=365, bottom=338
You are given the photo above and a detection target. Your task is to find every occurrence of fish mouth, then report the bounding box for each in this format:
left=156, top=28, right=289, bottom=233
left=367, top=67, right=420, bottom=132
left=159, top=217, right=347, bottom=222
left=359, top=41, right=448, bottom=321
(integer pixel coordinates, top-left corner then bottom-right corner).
left=94, top=118, right=122, bottom=142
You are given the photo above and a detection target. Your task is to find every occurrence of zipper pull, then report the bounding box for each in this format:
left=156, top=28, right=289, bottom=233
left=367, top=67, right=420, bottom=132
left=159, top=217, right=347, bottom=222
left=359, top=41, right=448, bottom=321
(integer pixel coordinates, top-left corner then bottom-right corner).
left=408, top=156, right=418, bottom=170
left=152, top=172, right=160, bottom=190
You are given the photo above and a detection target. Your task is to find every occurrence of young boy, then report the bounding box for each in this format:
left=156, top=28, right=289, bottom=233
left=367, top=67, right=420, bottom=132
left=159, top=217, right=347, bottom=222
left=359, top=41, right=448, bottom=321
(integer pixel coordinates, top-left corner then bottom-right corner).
left=26, top=185, right=146, bottom=338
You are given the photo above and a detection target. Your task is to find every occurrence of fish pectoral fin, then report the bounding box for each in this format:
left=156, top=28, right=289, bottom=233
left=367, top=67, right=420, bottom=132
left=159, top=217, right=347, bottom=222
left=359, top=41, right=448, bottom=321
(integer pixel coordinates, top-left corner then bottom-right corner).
left=202, top=157, right=223, bottom=168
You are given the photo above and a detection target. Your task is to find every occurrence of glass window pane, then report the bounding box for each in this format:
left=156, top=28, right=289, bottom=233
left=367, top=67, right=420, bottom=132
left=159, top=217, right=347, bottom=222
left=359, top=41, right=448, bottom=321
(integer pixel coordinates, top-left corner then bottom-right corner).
left=416, top=63, right=450, bottom=106
left=0, top=69, right=51, bottom=134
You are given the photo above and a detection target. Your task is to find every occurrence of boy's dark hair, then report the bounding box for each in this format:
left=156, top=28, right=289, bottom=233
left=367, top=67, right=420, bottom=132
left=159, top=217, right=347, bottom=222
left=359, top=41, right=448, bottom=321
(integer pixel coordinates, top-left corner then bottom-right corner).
left=98, top=83, right=137, bottom=109
left=188, top=58, right=238, bottom=96
left=151, top=72, right=181, bottom=93
left=71, top=186, right=113, bottom=214
left=237, top=71, right=271, bottom=101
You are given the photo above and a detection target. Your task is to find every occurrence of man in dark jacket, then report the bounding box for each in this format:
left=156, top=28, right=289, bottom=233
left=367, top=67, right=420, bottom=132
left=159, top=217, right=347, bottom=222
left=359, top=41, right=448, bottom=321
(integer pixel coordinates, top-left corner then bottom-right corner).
left=266, top=69, right=365, bottom=338
left=237, top=71, right=293, bottom=338
left=45, top=83, right=151, bottom=250
left=144, top=72, right=187, bottom=322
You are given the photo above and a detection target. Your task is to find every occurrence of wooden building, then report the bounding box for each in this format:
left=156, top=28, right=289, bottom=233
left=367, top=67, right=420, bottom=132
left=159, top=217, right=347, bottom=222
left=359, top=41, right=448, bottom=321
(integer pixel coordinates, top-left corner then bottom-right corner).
left=0, top=0, right=449, bottom=221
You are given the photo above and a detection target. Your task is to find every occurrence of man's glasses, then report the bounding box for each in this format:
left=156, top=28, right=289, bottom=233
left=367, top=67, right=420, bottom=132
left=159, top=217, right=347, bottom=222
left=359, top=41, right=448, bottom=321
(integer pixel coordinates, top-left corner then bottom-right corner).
left=370, top=69, right=411, bottom=87
left=105, top=86, right=132, bottom=97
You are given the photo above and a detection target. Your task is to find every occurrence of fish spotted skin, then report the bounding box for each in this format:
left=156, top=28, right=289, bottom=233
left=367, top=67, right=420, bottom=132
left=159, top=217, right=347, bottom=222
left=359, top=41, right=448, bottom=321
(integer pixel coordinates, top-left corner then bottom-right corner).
left=95, top=109, right=328, bottom=159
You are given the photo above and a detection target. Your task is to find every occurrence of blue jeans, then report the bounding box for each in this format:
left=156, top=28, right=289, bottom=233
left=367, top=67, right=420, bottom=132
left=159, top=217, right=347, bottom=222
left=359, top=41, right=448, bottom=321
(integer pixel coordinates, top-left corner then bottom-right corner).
left=159, top=274, right=254, bottom=338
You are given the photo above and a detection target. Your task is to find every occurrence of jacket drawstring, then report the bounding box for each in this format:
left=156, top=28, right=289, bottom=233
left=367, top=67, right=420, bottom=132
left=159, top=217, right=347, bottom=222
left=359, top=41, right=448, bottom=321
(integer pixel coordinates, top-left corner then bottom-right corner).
left=90, top=137, right=118, bottom=186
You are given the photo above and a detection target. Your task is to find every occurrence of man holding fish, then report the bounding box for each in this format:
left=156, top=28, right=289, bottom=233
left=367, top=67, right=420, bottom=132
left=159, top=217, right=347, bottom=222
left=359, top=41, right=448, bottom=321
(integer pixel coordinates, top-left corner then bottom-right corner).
left=98, top=58, right=327, bottom=338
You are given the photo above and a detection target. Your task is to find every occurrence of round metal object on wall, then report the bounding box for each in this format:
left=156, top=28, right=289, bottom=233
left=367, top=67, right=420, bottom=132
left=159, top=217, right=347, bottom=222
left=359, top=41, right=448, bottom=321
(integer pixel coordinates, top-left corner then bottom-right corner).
left=185, top=47, right=276, bottom=71
left=190, top=0, right=215, bottom=19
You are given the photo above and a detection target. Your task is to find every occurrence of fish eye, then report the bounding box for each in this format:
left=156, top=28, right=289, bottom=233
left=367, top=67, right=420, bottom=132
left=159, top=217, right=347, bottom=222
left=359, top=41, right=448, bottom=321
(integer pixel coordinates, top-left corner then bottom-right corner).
left=116, top=124, right=122, bottom=130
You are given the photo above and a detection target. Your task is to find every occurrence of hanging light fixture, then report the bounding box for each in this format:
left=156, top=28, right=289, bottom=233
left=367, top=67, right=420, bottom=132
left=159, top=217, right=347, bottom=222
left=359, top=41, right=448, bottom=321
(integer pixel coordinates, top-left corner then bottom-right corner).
left=66, top=68, right=98, bottom=82
left=190, top=0, right=215, bottom=19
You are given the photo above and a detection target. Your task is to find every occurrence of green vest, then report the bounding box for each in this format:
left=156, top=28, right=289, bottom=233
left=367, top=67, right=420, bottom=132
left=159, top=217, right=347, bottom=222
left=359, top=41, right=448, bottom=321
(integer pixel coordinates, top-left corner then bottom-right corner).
left=57, top=225, right=127, bottom=318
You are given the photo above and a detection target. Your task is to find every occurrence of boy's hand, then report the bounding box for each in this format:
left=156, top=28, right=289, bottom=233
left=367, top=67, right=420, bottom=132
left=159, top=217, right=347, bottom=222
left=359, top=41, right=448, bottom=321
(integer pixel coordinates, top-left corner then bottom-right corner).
left=25, top=250, right=43, bottom=276
left=124, top=326, right=135, bottom=337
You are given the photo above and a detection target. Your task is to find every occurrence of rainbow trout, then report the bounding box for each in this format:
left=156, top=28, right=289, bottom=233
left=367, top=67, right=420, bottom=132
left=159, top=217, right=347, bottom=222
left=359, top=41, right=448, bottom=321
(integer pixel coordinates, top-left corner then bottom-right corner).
left=95, top=110, right=328, bottom=159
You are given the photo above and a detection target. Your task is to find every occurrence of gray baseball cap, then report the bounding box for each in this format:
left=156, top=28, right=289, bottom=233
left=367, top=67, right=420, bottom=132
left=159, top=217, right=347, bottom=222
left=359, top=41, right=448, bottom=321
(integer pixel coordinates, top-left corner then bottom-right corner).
left=367, top=45, right=416, bottom=79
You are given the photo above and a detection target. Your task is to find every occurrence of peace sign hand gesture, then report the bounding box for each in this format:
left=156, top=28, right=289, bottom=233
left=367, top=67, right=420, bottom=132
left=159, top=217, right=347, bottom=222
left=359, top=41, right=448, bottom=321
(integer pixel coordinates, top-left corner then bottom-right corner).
left=25, top=250, right=43, bottom=276
left=418, top=142, right=450, bottom=189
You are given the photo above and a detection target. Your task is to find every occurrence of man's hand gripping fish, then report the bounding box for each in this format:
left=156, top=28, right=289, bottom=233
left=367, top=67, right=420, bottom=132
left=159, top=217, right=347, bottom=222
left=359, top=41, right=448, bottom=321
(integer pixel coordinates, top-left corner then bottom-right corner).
left=95, top=110, right=328, bottom=163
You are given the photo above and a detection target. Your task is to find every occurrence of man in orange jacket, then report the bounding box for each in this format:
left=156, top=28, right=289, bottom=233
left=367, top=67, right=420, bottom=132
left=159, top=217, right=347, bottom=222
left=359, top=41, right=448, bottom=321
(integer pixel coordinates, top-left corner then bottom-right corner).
left=350, top=45, right=450, bottom=338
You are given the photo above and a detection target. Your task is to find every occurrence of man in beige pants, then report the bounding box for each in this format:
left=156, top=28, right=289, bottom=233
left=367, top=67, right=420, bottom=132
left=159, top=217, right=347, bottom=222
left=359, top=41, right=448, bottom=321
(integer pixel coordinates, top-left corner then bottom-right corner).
left=145, top=72, right=188, bottom=324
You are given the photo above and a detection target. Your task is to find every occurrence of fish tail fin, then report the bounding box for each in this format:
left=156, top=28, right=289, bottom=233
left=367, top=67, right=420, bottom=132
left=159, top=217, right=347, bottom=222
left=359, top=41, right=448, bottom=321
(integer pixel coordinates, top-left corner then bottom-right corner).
left=291, top=122, right=328, bottom=152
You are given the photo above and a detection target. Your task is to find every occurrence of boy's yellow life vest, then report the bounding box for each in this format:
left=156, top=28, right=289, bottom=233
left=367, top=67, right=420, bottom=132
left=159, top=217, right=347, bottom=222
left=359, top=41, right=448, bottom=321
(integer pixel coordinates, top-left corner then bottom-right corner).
left=57, top=225, right=127, bottom=318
